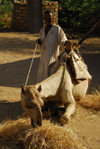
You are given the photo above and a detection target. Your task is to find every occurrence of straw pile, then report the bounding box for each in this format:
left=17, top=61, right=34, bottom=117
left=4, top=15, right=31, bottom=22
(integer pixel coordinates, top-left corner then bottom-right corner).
left=80, top=91, right=100, bottom=110
left=0, top=118, right=83, bottom=149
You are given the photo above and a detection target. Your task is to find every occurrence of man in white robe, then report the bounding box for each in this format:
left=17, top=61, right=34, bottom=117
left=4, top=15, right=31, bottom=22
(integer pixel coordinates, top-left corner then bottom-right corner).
left=37, top=10, right=79, bottom=82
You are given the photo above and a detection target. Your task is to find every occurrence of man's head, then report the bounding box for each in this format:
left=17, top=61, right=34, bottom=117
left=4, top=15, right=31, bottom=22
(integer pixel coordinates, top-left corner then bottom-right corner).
left=44, top=10, right=53, bottom=26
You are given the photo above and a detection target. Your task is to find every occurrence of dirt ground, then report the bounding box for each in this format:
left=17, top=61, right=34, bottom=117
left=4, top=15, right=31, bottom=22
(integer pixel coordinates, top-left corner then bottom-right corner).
left=0, top=32, right=100, bottom=149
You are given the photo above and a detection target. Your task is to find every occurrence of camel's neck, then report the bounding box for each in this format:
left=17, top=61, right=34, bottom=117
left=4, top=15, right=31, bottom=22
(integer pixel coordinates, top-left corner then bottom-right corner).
left=35, top=64, right=65, bottom=101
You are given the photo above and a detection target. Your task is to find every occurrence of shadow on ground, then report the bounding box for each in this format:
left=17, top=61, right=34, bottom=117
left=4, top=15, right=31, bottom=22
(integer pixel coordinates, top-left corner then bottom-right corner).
left=0, top=100, right=23, bottom=123
left=0, top=53, right=100, bottom=91
left=82, top=53, right=100, bottom=91
left=81, top=42, right=100, bottom=52
left=0, top=36, right=40, bottom=55
left=0, top=57, right=40, bottom=88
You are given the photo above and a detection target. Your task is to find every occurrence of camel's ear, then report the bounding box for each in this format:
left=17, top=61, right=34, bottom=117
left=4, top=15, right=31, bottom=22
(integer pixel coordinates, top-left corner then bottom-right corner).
left=37, top=85, right=42, bottom=92
left=21, top=86, right=25, bottom=94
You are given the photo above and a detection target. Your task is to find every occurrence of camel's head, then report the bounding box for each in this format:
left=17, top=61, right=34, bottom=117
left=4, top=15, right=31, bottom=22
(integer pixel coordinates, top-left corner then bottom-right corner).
left=21, top=85, right=44, bottom=128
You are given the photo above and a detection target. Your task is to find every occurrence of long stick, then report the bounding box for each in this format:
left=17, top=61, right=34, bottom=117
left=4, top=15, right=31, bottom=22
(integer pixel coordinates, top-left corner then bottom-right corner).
left=24, top=42, right=38, bottom=87
left=78, top=19, right=100, bottom=45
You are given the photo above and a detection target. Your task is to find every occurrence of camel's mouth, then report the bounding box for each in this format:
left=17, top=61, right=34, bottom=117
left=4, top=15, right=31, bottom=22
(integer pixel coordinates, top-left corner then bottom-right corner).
left=31, top=104, right=43, bottom=128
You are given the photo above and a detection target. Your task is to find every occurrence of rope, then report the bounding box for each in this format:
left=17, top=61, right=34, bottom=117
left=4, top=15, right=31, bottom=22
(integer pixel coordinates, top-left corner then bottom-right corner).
left=24, top=42, right=38, bottom=87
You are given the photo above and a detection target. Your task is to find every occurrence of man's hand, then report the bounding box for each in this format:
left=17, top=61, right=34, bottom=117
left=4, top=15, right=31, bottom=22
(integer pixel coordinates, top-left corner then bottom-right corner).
left=72, top=41, right=80, bottom=50
left=36, top=38, right=42, bottom=45
left=64, top=40, right=80, bottom=50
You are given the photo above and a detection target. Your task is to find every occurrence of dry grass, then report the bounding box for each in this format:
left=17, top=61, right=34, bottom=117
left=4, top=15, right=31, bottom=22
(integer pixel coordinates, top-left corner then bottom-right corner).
left=79, top=91, right=100, bottom=110
left=0, top=117, right=30, bottom=148
left=0, top=118, right=83, bottom=149
left=0, top=117, right=30, bottom=142
left=25, top=120, right=83, bottom=149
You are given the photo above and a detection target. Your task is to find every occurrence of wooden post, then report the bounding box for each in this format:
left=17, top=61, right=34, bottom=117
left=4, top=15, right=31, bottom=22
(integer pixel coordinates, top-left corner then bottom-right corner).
left=27, top=0, right=42, bottom=33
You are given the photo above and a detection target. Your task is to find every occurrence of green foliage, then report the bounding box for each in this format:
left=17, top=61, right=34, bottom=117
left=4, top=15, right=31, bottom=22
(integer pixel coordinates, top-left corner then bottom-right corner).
left=0, top=0, right=13, bottom=28
left=44, top=0, right=100, bottom=32
left=0, top=0, right=13, bottom=13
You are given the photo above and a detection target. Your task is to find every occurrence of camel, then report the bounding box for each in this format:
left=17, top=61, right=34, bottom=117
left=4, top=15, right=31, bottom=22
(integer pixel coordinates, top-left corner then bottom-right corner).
left=21, top=50, right=92, bottom=127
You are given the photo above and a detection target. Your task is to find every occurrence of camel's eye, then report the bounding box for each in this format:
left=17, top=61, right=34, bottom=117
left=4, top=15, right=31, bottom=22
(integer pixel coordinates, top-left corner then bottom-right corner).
left=37, top=85, right=42, bottom=92
left=21, top=86, right=25, bottom=94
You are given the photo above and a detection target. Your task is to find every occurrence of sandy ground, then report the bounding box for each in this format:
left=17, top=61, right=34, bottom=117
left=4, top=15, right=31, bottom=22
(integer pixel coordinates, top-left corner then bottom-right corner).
left=0, top=32, right=100, bottom=149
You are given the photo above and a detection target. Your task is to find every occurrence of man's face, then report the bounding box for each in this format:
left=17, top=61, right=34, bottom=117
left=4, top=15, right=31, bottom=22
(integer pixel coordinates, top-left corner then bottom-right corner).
left=44, top=13, right=53, bottom=26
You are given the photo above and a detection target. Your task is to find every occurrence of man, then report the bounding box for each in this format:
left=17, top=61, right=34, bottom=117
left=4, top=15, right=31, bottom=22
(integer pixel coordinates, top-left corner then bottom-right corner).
left=37, top=10, right=79, bottom=82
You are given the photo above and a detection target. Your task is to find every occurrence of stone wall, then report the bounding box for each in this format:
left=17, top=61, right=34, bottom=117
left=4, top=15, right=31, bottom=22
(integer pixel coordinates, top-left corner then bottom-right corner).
left=12, top=2, right=28, bottom=31
left=12, top=1, right=58, bottom=32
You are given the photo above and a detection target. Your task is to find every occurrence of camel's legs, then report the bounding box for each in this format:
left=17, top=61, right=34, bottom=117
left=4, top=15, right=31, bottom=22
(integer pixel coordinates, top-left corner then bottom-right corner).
left=60, top=88, right=76, bottom=125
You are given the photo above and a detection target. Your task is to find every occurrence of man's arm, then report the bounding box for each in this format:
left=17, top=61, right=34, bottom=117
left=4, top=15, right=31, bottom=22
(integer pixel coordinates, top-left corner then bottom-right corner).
left=58, top=26, right=68, bottom=48
left=64, top=40, right=80, bottom=50
left=58, top=26, right=80, bottom=51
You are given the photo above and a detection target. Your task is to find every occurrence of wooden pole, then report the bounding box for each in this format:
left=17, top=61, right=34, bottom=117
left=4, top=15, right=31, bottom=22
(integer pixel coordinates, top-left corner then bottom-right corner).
left=78, top=19, right=100, bottom=45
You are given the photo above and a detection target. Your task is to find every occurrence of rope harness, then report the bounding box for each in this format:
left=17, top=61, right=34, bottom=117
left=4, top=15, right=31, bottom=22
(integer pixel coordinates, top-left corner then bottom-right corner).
left=24, top=42, right=38, bottom=87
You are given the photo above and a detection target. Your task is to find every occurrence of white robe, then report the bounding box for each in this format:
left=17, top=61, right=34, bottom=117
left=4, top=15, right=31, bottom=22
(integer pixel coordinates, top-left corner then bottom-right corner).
left=37, top=24, right=67, bottom=82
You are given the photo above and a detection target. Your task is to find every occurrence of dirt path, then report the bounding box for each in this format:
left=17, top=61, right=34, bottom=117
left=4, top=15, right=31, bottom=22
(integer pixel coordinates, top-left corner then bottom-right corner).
left=0, top=32, right=100, bottom=149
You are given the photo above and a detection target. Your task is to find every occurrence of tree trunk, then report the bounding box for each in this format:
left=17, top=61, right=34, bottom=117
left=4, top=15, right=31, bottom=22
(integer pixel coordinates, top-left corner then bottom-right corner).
left=27, top=0, right=42, bottom=33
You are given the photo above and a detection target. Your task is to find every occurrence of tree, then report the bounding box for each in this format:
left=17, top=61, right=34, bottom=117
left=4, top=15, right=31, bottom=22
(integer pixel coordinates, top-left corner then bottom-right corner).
left=44, top=0, right=100, bottom=32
